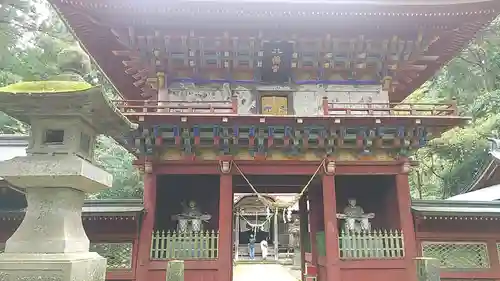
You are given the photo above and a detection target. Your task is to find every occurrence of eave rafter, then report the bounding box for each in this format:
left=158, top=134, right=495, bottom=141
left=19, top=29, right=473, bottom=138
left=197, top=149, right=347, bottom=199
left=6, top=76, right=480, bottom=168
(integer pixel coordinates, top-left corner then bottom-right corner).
left=393, top=16, right=497, bottom=101
left=51, top=0, right=500, bottom=100
left=113, top=50, right=157, bottom=99
left=111, top=28, right=441, bottom=95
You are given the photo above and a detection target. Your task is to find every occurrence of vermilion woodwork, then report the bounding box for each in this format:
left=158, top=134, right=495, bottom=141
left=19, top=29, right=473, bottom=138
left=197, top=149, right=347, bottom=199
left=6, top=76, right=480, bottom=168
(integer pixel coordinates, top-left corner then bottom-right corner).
left=49, top=0, right=500, bottom=101
left=136, top=170, right=157, bottom=281
left=395, top=172, right=418, bottom=281
left=115, top=100, right=458, bottom=118
left=153, top=161, right=407, bottom=175
left=486, top=239, right=500, bottom=278
left=24, top=4, right=500, bottom=280
left=218, top=174, right=233, bottom=281
left=321, top=174, right=341, bottom=281
left=119, top=109, right=465, bottom=129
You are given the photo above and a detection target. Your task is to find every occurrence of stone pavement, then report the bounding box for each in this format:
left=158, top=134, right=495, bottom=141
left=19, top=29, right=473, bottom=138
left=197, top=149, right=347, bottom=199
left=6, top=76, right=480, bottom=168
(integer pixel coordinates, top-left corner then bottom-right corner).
left=233, top=264, right=299, bottom=281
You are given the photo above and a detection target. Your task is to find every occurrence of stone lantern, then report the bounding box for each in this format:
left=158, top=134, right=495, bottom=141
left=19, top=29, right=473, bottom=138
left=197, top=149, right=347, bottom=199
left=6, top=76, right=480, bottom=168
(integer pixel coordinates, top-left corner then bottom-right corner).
left=0, top=48, right=136, bottom=281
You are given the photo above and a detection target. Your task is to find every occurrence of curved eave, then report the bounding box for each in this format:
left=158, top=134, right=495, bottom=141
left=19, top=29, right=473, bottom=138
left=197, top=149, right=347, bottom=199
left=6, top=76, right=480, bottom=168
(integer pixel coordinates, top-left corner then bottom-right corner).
left=51, top=0, right=500, bottom=16
left=392, top=13, right=499, bottom=102
left=51, top=0, right=500, bottom=27
left=50, top=0, right=500, bottom=101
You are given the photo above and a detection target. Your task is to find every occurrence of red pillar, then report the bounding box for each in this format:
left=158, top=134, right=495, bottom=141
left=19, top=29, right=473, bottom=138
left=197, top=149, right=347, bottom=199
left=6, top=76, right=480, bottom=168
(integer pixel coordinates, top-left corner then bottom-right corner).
left=322, top=174, right=341, bottom=281
left=396, top=165, right=418, bottom=281
left=136, top=165, right=157, bottom=281
left=308, top=192, right=320, bottom=266
left=218, top=173, right=233, bottom=281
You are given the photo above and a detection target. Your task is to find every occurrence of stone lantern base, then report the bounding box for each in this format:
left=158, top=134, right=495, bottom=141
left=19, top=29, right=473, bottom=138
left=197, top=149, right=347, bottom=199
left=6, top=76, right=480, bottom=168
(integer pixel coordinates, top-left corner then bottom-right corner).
left=0, top=252, right=106, bottom=281
left=0, top=155, right=113, bottom=281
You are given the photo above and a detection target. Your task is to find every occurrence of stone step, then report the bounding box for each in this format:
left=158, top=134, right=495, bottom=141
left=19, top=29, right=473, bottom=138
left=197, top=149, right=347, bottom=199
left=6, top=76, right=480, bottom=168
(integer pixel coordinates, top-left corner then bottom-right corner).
left=235, top=259, right=279, bottom=265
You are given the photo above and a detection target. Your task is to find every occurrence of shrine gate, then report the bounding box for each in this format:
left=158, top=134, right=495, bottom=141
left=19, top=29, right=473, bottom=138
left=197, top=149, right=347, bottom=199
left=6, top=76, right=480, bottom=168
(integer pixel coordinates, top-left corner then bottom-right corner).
left=2, top=0, right=498, bottom=281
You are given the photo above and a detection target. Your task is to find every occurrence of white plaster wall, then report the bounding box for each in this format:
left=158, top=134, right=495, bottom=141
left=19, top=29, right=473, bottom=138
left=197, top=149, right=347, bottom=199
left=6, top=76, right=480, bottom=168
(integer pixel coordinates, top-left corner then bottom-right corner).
left=324, top=85, right=389, bottom=115
left=292, top=85, right=324, bottom=116
left=159, top=83, right=256, bottom=114
left=233, top=87, right=256, bottom=115
left=292, top=85, right=388, bottom=116
left=159, top=84, right=387, bottom=116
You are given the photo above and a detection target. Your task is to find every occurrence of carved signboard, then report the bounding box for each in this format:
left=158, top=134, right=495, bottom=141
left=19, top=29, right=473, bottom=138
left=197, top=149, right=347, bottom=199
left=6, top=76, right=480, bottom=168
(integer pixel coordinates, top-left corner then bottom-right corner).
left=261, top=41, right=293, bottom=83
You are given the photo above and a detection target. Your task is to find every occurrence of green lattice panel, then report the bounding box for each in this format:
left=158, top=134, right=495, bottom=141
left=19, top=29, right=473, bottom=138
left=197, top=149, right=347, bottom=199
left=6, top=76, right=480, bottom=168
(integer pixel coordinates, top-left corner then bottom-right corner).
left=422, top=242, right=490, bottom=270
left=90, top=242, right=133, bottom=269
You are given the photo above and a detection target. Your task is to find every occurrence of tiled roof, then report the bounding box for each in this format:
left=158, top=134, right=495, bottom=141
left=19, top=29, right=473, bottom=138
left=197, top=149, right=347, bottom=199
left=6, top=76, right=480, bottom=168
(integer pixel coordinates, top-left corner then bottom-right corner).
left=412, top=199, right=500, bottom=217
left=0, top=199, right=144, bottom=218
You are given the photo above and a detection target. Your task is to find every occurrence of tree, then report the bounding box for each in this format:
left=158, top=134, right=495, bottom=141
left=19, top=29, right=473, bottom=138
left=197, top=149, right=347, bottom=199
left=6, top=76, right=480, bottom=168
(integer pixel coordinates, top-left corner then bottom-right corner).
left=408, top=18, right=500, bottom=198
left=0, top=0, right=143, bottom=199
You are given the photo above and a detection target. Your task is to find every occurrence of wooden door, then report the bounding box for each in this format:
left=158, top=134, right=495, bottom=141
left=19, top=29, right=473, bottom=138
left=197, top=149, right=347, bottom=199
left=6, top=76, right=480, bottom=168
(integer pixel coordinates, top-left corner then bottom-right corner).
left=261, top=96, right=288, bottom=115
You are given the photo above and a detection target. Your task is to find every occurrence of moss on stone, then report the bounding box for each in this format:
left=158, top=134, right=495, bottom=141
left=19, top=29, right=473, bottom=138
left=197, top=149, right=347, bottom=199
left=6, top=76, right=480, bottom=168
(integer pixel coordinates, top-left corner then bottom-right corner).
left=0, top=80, right=93, bottom=94
left=0, top=46, right=96, bottom=94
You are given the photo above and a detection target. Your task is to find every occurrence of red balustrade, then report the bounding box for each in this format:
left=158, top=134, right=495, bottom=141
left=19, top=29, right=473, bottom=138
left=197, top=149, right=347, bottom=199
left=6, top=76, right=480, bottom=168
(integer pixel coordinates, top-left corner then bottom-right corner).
left=321, top=97, right=458, bottom=117
left=113, top=98, right=238, bottom=114
left=113, top=97, right=458, bottom=118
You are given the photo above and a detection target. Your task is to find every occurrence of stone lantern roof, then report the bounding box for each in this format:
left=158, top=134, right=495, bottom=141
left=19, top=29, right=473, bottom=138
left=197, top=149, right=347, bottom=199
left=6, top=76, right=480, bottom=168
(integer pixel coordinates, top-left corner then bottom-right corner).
left=0, top=81, right=137, bottom=139
left=0, top=46, right=137, bottom=142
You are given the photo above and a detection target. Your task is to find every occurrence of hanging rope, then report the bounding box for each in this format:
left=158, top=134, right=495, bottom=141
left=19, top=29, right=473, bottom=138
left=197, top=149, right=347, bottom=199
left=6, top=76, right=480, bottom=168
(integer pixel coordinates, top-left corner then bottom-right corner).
left=239, top=211, right=275, bottom=233
left=232, top=160, right=274, bottom=207
left=240, top=213, right=273, bottom=228
left=232, top=158, right=326, bottom=209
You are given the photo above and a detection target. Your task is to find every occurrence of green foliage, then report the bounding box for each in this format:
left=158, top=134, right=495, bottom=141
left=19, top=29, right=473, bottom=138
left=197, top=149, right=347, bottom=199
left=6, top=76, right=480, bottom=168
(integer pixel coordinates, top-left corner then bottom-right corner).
left=92, top=136, right=143, bottom=199
left=409, top=18, right=500, bottom=198
left=0, top=0, right=142, bottom=199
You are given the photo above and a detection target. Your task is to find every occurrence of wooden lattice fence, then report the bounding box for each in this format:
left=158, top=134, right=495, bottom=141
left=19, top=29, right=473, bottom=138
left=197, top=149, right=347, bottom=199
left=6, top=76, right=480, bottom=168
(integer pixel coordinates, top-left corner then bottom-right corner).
left=151, top=230, right=219, bottom=260
left=315, top=229, right=404, bottom=259
left=339, top=229, right=405, bottom=258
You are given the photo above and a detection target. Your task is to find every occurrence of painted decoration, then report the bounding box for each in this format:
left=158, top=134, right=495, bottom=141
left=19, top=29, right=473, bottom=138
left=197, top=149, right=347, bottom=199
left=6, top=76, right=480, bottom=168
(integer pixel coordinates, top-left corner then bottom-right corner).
left=159, top=84, right=388, bottom=116
left=261, top=96, right=288, bottom=115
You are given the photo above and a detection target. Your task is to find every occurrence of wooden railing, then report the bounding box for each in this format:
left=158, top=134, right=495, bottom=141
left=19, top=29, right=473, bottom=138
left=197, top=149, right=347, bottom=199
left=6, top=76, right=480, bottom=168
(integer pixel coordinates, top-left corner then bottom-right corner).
left=322, top=97, right=458, bottom=116
left=114, top=99, right=237, bottom=114
left=150, top=230, right=219, bottom=260
left=112, top=98, right=457, bottom=117
left=338, top=229, right=405, bottom=259
left=316, top=229, right=405, bottom=259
